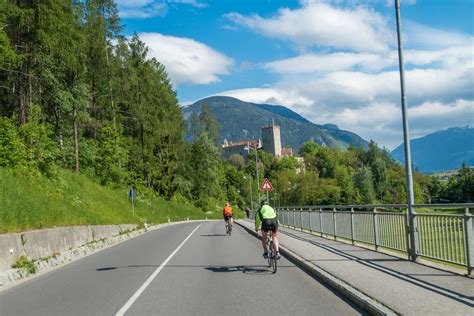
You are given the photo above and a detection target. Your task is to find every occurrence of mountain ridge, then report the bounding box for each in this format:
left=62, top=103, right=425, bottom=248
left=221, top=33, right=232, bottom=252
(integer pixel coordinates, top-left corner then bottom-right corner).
left=391, top=126, right=474, bottom=173
left=183, top=96, right=369, bottom=153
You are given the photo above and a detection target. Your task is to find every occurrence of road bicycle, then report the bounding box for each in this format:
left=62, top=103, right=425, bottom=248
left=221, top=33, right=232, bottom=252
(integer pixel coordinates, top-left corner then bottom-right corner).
left=266, top=230, right=277, bottom=273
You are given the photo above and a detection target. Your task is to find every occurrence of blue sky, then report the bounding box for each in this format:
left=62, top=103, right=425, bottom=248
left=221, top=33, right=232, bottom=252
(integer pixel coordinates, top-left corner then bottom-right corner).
left=117, top=0, right=474, bottom=149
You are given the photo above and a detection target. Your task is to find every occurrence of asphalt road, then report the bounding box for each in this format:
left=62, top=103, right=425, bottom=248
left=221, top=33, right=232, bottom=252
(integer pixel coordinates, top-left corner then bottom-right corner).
left=0, top=221, right=364, bottom=315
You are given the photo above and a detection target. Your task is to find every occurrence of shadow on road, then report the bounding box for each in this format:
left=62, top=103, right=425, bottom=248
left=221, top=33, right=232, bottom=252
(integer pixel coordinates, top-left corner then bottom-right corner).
left=200, top=234, right=228, bottom=237
left=96, top=264, right=295, bottom=275
left=204, top=265, right=290, bottom=275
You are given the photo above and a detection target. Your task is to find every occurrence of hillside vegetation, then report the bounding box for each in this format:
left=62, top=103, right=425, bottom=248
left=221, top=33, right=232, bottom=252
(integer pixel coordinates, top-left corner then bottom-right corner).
left=0, top=0, right=248, bottom=230
left=0, top=168, right=238, bottom=234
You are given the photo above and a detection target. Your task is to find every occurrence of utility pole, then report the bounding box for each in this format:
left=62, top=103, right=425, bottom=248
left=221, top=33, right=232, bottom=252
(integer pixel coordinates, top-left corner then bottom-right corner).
left=249, top=177, right=254, bottom=210
left=395, top=0, right=419, bottom=261
left=244, top=175, right=254, bottom=209
left=255, top=146, right=261, bottom=207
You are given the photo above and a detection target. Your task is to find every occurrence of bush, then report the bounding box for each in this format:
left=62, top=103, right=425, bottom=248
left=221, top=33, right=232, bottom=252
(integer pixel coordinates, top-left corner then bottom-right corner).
left=195, top=196, right=219, bottom=213
left=0, top=117, right=28, bottom=168
left=12, top=256, right=37, bottom=275
left=18, top=105, right=59, bottom=177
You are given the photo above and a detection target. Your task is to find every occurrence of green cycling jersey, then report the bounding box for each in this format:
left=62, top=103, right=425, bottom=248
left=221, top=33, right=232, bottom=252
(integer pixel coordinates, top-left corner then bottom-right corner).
left=255, top=204, right=278, bottom=230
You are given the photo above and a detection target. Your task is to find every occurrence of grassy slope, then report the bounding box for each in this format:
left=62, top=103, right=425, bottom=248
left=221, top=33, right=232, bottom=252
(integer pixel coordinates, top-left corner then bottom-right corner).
left=0, top=168, right=243, bottom=234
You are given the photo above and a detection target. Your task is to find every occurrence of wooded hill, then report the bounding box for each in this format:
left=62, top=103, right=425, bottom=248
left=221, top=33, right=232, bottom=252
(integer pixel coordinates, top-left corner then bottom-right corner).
left=184, top=96, right=369, bottom=152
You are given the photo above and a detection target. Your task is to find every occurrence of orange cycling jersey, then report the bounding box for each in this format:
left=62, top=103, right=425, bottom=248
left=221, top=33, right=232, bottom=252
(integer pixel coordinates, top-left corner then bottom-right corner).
left=223, top=206, right=233, bottom=216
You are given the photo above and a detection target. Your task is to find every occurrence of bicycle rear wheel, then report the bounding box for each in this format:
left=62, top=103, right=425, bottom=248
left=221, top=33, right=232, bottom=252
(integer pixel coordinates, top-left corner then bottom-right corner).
left=266, top=232, right=272, bottom=269
left=226, top=221, right=232, bottom=236
left=268, top=231, right=277, bottom=273
left=271, top=251, right=277, bottom=273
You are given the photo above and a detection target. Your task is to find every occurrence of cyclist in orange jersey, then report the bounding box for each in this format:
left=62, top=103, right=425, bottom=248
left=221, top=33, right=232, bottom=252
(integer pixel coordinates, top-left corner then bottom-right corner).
left=223, top=202, right=233, bottom=231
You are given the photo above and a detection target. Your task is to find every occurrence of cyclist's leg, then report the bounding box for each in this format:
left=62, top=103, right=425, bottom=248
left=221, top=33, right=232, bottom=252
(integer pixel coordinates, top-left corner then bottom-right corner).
left=272, top=229, right=280, bottom=252
left=270, top=218, right=280, bottom=257
left=261, top=230, right=269, bottom=253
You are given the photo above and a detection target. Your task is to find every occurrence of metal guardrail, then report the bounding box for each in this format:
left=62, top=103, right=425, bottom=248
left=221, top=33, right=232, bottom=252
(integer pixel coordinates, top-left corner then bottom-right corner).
left=250, top=204, right=474, bottom=274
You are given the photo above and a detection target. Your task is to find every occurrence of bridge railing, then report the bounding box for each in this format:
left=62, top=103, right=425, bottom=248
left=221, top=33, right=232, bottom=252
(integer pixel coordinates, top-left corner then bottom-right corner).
left=250, top=203, right=474, bottom=274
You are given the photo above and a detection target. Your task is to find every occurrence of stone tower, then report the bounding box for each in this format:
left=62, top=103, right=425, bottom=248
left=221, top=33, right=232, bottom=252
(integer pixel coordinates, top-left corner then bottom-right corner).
left=262, top=123, right=282, bottom=157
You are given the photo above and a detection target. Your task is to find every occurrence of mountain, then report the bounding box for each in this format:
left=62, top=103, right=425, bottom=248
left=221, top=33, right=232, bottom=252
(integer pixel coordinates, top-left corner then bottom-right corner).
left=391, top=126, right=474, bottom=173
left=182, top=96, right=368, bottom=153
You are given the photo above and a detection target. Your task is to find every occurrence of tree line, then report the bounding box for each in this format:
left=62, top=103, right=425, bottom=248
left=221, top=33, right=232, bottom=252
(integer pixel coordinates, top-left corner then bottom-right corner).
left=227, top=141, right=473, bottom=208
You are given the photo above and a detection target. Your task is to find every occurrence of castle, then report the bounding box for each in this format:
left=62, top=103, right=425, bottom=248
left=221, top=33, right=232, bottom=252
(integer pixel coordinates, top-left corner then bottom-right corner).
left=221, top=123, right=292, bottom=159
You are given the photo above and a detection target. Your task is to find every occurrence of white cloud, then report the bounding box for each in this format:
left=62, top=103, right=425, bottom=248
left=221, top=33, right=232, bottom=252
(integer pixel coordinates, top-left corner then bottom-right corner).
left=117, top=0, right=206, bottom=18
left=240, top=61, right=471, bottom=113
left=119, top=3, right=167, bottom=19
left=168, top=0, right=207, bottom=8
left=263, top=44, right=474, bottom=75
left=225, top=1, right=394, bottom=53
left=320, top=99, right=474, bottom=148
left=117, top=0, right=155, bottom=6
left=405, top=22, right=474, bottom=49
left=213, top=87, right=314, bottom=108
left=138, top=33, right=233, bottom=85
left=307, top=64, right=474, bottom=107
left=264, top=52, right=390, bottom=74
left=404, top=45, right=474, bottom=68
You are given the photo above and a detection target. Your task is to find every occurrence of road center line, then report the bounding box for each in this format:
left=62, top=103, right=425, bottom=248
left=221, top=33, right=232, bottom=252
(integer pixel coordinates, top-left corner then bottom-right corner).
left=115, top=224, right=201, bottom=316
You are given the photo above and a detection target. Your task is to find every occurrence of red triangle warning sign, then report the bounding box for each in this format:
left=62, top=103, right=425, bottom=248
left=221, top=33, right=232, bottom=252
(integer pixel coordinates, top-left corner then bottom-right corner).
left=260, top=178, right=273, bottom=191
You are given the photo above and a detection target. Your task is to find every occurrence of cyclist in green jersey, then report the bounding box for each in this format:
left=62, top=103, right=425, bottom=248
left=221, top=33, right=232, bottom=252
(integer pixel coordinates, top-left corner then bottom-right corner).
left=255, top=201, right=280, bottom=259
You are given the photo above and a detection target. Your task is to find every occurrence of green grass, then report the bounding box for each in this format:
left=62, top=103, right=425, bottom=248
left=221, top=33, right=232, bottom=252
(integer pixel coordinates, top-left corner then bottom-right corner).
left=0, top=168, right=243, bottom=233
left=11, top=256, right=37, bottom=274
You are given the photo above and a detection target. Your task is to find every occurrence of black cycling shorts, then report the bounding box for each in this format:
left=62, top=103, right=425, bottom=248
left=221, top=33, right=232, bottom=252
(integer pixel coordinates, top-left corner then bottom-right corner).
left=262, top=218, right=278, bottom=233
left=224, top=215, right=233, bottom=221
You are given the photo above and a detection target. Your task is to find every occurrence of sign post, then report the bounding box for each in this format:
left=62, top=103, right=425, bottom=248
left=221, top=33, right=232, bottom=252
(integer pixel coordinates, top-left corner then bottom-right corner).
left=260, top=178, right=273, bottom=205
left=128, top=188, right=137, bottom=217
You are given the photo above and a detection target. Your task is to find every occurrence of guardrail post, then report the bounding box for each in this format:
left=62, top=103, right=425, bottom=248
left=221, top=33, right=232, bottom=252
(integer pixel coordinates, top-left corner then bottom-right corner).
left=309, top=207, right=312, bottom=234
left=300, top=208, right=303, bottom=231
left=411, top=208, right=420, bottom=261
left=350, top=207, right=355, bottom=245
left=463, top=207, right=473, bottom=275
left=293, top=208, right=296, bottom=229
left=404, top=206, right=411, bottom=260
left=373, top=207, right=379, bottom=251
left=319, top=208, right=323, bottom=236
left=333, top=208, right=337, bottom=240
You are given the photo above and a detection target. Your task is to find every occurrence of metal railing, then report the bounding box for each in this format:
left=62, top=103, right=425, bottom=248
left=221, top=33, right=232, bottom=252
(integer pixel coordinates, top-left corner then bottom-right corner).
left=250, top=203, right=474, bottom=274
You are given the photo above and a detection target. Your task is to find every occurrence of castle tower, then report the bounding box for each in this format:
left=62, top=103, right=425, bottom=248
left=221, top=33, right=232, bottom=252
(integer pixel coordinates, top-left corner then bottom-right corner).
left=262, top=123, right=282, bottom=157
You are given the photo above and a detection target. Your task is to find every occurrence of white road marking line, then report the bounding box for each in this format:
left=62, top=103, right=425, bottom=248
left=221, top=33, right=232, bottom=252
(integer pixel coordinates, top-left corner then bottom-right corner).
left=115, top=224, right=201, bottom=316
